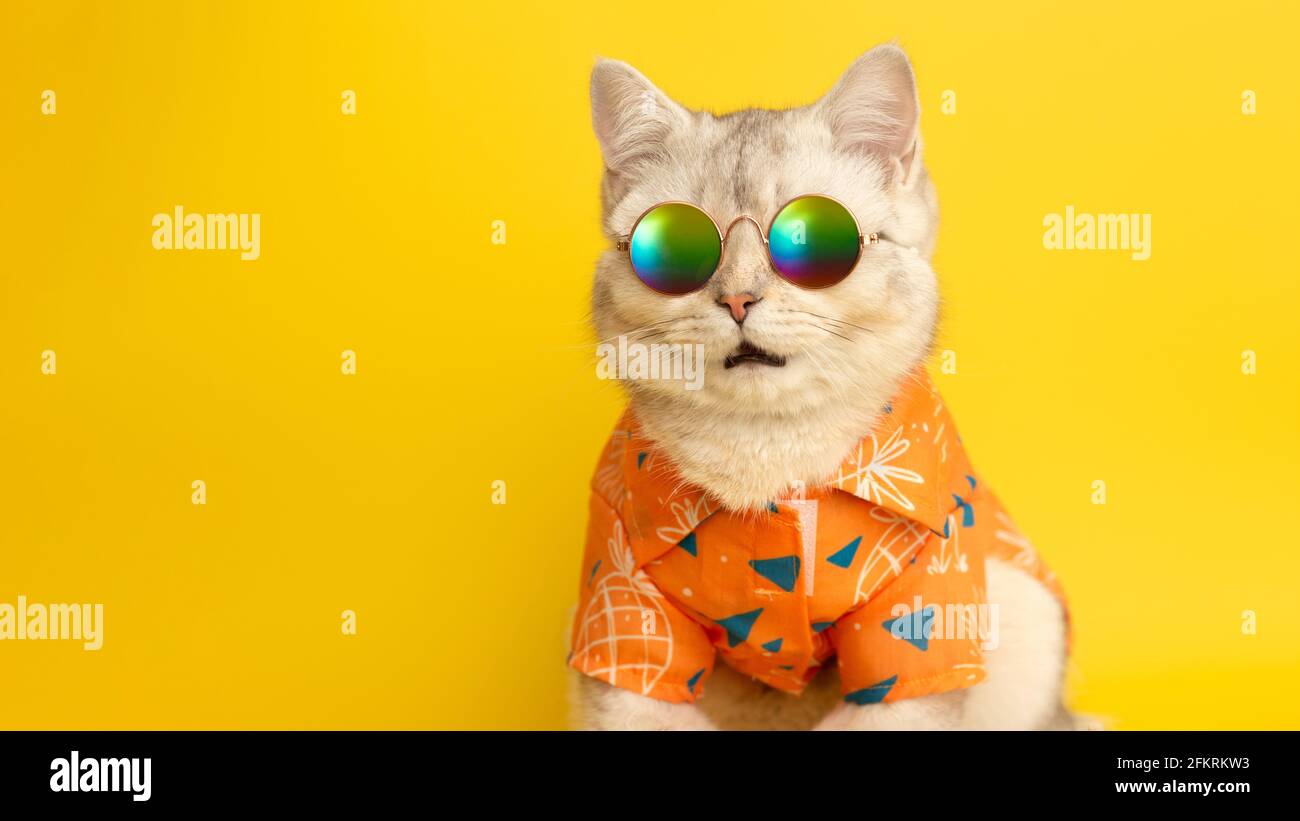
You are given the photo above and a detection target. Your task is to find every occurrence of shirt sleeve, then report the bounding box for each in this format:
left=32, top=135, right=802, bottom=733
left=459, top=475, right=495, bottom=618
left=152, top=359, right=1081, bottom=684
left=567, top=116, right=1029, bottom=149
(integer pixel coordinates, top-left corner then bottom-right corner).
left=568, top=493, right=716, bottom=703
left=830, top=524, right=989, bottom=705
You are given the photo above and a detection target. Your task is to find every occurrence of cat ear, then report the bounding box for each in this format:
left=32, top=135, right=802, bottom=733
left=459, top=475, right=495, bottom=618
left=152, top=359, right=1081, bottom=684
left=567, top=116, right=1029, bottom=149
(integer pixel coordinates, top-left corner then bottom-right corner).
left=590, top=59, right=689, bottom=174
left=819, top=45, right=923, bottom=188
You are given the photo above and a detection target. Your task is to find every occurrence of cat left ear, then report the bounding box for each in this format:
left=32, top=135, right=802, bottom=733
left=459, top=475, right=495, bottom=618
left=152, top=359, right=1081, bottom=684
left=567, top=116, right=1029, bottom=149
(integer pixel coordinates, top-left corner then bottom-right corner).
left=818, top=45, right=923, bottom=189
left=590, top=59, right=690, bottom=175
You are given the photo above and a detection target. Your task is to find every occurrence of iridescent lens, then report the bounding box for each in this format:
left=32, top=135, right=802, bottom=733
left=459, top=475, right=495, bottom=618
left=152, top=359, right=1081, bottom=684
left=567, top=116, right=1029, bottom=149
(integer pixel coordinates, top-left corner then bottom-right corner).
left=768, top=195, right=861, bottom=288
left=629, top=203, right=721, bottom=295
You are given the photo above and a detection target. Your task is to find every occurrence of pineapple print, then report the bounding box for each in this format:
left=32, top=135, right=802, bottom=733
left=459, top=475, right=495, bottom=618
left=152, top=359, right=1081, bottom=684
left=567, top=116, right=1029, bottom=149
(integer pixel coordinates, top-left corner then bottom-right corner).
left=570, top=519, right=675, bottom=696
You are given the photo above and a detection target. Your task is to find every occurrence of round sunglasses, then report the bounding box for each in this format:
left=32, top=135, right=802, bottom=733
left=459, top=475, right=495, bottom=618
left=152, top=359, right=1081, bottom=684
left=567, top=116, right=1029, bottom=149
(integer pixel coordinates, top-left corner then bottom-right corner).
left=615, top=194, right=878, bottom=296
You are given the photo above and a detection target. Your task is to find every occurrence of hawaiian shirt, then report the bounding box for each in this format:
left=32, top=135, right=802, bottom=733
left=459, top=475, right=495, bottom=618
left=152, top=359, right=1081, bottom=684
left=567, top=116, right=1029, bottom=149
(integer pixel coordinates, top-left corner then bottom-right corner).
left=568, top=368, right=1066, bottom=705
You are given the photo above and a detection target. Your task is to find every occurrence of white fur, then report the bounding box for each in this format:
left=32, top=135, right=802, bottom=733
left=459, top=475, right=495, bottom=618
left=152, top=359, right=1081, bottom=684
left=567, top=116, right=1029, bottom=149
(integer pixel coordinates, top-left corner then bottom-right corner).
left=574, top=45, right=1074, bottom=730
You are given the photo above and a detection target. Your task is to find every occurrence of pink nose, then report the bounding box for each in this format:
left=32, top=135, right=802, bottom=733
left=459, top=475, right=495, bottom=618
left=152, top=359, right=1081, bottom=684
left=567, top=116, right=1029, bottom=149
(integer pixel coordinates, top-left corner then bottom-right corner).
left=719, top=293, right=760, bottom=324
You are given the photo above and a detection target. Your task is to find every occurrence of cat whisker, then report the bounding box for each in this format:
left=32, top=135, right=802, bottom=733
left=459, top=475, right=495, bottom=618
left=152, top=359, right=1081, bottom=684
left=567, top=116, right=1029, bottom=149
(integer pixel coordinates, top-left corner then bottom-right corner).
left=814, top=324, right=854, bottom=343
left=594, top=324, right=676, bottom=346
left=796, top=341, right=851, bottom=405
left=624, top=322, right=711, bottom=344
left=542, top=323, right=696, bottom=353
left=791, top=309, right=875, bottom=334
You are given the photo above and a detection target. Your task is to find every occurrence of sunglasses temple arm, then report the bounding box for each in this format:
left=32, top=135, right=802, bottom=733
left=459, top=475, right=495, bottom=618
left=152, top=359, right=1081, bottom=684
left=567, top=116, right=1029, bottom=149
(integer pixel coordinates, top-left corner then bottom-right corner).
left=617, top=231, right=876, bottom=251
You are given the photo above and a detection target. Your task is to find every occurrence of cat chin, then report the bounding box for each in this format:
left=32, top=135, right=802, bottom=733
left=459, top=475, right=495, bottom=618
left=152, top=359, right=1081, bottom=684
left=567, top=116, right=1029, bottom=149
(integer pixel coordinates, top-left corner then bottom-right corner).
left=629, top=385, right=878, bottom=512
left=622, top=333, right=929, bottom=511
left=629, top=357, right=839, bottom=417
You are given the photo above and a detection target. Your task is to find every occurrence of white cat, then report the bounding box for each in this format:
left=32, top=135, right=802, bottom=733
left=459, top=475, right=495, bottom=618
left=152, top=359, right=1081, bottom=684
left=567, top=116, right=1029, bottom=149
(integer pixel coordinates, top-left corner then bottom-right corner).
left=572, top=45, right=1082, bottom=731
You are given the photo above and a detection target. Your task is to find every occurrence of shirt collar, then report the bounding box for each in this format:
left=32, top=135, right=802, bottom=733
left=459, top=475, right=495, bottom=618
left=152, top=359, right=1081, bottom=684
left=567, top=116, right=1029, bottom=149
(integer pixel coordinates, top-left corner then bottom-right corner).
left=823, top=368, right=974, bottom=536
left=601, top=368, right=973, bottom=570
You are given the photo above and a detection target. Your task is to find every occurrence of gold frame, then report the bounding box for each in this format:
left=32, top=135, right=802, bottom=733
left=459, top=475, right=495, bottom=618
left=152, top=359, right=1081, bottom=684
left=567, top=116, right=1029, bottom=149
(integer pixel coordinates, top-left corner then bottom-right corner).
left=615, top=194, right=880, bottom=294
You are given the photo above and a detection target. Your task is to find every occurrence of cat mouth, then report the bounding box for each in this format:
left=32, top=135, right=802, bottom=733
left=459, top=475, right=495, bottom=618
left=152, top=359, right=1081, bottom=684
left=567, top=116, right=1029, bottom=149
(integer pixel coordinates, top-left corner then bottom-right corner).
left=724, top=341, right=787, bottom=369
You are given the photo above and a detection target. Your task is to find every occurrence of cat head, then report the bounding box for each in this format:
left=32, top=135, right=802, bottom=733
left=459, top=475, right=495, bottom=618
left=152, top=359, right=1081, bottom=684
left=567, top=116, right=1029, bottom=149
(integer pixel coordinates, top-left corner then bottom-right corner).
left=590, top=44, right=941, bottom=426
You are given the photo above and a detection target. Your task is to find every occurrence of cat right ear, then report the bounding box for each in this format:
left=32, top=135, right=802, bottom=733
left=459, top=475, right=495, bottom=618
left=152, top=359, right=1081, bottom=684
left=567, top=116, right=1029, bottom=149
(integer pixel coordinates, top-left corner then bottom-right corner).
left=818, top=45, right=924, bottom=189
left=590, top=59, right=689, bottom=174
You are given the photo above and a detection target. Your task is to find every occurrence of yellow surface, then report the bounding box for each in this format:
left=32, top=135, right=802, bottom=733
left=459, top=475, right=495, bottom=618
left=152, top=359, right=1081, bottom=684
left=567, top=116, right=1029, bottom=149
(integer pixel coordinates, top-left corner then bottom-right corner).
left=1, top=0, right=1296, bottom=729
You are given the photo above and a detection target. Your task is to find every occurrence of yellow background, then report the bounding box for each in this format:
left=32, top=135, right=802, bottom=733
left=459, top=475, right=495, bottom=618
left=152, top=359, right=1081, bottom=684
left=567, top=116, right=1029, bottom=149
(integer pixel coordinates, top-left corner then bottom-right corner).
left=1, top=0, right=1297, bottom=729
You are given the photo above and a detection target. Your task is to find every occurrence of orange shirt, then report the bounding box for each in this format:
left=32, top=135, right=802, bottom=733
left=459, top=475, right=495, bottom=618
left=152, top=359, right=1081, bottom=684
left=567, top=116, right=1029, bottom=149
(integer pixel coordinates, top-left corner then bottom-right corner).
left=569, top=369, right=1066, bottom=705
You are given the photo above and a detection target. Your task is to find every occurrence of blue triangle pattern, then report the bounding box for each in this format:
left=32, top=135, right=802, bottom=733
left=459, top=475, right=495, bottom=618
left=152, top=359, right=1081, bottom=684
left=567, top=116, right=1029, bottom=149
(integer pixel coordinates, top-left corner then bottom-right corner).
left=686, top=668, right=705, bottom=694
left=826, top=536, right=862, bottom=568
left=882, top=606, right=936, bottom=652
left=749, top=555, right=800, bottom=592
left=844, top=675, right=898, bottom=705
left=677, top=532, right=698, bottom=557
left=951, top=494, right=975, bottom=527
left=715, top=608, right=764, bottom=647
